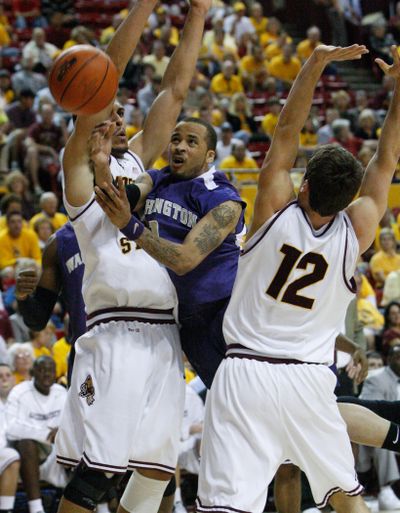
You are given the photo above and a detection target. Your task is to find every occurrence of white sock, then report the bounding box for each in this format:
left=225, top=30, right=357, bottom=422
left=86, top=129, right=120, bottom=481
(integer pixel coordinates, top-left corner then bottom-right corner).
left=28, top=498, right=44, bottom=513
left=0, top=496, right=15, bottom=510
left=174, top=487, right=182, bottom=504
left=120, top=471, right=169, bottom=513
left=96, top=503, right=110, bottom=513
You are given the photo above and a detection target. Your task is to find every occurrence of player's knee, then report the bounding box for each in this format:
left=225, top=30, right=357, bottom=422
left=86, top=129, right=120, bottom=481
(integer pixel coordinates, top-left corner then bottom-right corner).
left=136, top=467, right=172, bottom=481
left=63, top=461, right=123, bottom=511
left=275, top=463, right=301, bottom=482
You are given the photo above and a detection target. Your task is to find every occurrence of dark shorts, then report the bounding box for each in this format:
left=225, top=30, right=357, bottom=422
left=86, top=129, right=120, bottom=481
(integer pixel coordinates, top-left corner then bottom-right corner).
left=337, top=396, right=400, bottom=424
left=179, top=298, right=229, bottom=389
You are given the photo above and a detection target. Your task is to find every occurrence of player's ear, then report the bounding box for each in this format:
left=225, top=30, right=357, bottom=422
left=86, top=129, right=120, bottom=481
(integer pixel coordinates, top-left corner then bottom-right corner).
left=206, top=150, right=215, bottom=164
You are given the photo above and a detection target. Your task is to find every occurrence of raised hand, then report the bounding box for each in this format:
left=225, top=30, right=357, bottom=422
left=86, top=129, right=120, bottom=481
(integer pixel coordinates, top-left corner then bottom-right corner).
left=376, top=45, right=400, bottom=78
left=95, top=176, right=132, bottom=229
left=15, top=268, right=39, bottom=300
left=88, top=121, right=116, bottom=169
left=313, top=43, right=369, bottom=64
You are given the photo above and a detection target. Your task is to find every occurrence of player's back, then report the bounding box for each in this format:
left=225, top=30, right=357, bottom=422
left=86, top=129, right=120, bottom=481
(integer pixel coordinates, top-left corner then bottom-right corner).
left=224, top=201, right=359, bottom=364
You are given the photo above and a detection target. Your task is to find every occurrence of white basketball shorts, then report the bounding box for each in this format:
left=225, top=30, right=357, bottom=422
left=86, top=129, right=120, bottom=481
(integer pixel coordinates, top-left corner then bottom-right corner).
left=197, top=357, right=362, bottom=513
left=56, top=319, right=185, bottom=474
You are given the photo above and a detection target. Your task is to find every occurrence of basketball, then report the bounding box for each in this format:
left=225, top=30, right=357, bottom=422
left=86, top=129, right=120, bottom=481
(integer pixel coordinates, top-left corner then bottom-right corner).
left=49, top=45, right=118, bottom=116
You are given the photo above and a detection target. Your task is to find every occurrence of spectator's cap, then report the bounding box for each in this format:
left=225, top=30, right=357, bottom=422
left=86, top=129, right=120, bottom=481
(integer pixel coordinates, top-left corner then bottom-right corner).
left=156, top=5, right=166, bottom=14
left=19, top=89, right=35, bottom=98
left=233, top=2, right=246, bottom=12
left=0, top=70, right=10, bottom=78
left=267, top=96, right=280, bottom=106
left=221, top=122, right=233, bottom=131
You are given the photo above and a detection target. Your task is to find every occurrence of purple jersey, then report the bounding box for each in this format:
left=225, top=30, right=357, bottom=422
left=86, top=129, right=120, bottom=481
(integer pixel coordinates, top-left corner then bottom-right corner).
left=55, top=223, right=86, bottom=343
left=145, top=166, right=245, bottom=305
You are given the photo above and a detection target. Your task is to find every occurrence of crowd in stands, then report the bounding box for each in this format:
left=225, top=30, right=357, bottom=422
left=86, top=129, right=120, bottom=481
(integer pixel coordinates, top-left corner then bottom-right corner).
left=0, top=0, right=398, bottom=511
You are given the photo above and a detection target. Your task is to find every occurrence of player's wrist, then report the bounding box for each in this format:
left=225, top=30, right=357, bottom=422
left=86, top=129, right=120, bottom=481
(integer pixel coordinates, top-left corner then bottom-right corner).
left=120, top=216, right=144, bottom=240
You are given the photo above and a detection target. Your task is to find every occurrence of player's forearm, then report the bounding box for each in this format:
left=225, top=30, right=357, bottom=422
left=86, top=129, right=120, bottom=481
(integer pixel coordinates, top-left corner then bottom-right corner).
left=375, top=78, right=400, bottom=168
left=138, top=228, right=195, bottom=275
left=106, top=0, right=157, bottom=79
left=335, top=333, right=359, bottom=355
left=276, top=52, right=326, bottom=138
left=161, top=4, right=208, bottom=101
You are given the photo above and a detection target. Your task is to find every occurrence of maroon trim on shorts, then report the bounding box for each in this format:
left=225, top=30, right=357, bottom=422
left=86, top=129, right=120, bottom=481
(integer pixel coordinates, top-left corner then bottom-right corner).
left=56, top=455, right=80, bottom=466
left=196, top=497, right=251, bottom=513
left=226, top=344, right=322, bottom=365
left=87, top=306, right=174, bottom=320
left=82, top=452, right=127, bottom=474
left=315, top=483, right=363, bottom=509
left=241, top=201, right=296, bottom=256
left=342, top=217, right=357, bottom=294
left=128, top=459, right=175, bottom=474
left=68, top=198, right=96, bottom=222
left=87, top=316, right=176, bottom=329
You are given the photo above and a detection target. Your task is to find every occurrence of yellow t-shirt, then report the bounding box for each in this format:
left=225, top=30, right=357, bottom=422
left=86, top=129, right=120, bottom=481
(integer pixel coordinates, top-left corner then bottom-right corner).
left=32, top=345, right=51, bottom=359
left=261, top=112, right=279, bottom=137
left=268, top=55, right=302, bottom=82
left=359, top=274, right=375, bottom=301
left=29, top=212, right=68, bottom=231
left=357, top=298, right=384, bottom=330
left=126, top=125, right=141, bottom=139
left=184, top=367, right=196, bottom=384
left=210, top=73, right=244, bottom=96
left=13, top=372, right=30, bottom=385
left=299, top=132, right=318, bottom=147
left=0, top=24, right=10, bottom=46
left=220, top=155, right=259, bottom=182
left=239, top=55, right=268, bottom=76
left=52, top=337, right=70, bottom=379
left=265, top=42, right=283, bottom=61
left=297, top=39, right=321, bottom=60
left=152, top=155, right=168, bottom=170
left=369, top=250, right=400, bottom=284
left=250, top=16, right=268, bottom=37
left=0, top=228, right=42, bottom=269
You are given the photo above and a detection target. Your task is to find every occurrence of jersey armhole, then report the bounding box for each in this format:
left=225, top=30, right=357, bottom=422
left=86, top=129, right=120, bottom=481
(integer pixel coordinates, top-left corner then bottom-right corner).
left=63, top=190, right=96, bottom=223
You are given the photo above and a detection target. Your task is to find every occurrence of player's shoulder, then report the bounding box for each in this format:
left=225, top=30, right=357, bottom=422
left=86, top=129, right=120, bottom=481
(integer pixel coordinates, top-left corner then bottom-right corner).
left=195, top=166, right=239, bottom=193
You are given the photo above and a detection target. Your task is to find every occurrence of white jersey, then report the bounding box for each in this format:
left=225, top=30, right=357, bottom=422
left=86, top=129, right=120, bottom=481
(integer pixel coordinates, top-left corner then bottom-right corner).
left=224, top=201, right=359, bottom=365
left=5, top=381, right=66, bottom=443
left=63, top=149, right=177, bottom=321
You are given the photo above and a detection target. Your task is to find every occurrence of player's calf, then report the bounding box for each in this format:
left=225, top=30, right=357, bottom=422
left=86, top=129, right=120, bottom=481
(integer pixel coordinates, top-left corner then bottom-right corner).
left=118, top=469, right=172, bottom=513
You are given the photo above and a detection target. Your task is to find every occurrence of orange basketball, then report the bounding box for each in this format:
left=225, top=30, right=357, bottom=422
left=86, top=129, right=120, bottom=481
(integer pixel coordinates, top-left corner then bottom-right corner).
left=49, top=45, right=118, bottom=116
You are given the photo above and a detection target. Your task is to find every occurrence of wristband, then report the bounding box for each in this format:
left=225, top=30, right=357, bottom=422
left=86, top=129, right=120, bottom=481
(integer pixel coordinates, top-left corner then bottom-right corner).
left=121, top=216, right=145, bottom=240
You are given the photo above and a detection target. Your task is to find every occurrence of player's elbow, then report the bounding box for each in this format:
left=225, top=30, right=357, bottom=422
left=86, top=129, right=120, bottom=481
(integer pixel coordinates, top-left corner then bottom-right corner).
left=172, top=255, right=199, bottom=275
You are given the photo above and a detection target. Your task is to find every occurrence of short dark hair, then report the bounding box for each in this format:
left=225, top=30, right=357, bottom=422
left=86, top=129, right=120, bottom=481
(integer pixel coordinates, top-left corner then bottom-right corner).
left=181, top=117, right=217, bottom=151
left=0, top=193, right=21, bottom=213
left=6, top=210, right=22, bottom=222
left=19, top=88, right=35, bottom=99
left=304, top=145, right=363, bottom=216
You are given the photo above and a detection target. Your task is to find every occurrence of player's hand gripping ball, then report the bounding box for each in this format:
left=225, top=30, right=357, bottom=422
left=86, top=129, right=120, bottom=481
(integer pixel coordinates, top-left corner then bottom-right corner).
left=49, top=45, right=118, bottom=116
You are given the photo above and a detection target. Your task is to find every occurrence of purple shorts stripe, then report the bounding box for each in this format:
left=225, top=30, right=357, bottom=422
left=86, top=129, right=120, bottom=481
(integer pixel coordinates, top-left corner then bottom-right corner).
left=315, top=483, right=363, bottom=508
left=87, top=306, right=174, bottom=320
left=196, top=498, right=251, bottom=513
left=69, top=198, right=96, bottom=222
left=128, top=459, right=175, bottom=474
left=82, top=452, right=127, bottom=474
left=87, top=316, right=176, bottom=330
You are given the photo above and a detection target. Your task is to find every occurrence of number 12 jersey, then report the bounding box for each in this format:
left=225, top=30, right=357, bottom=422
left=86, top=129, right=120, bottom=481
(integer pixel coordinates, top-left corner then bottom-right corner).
left=223, top=201, right=359, bottom=365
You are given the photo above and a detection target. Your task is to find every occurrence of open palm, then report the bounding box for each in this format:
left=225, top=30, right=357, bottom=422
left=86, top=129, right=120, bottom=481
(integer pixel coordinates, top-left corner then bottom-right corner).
left=376, top=45, right=400, bottom=78
left=314, top=44, right=369, bottom=64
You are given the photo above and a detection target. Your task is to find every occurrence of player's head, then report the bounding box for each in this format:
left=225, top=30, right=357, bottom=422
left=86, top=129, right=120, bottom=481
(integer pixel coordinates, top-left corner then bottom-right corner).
left=32, top=356, right=56, bottom=395
left=168, top=118, right=217, bottom=179
left=299, top=145, right=363, bottom=217
left=109, top=100, right=128, bottom=157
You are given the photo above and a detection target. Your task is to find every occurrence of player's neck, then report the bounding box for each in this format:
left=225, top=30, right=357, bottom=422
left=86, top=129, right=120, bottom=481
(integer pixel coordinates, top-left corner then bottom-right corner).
left=302, top=205, right=334, bottom=230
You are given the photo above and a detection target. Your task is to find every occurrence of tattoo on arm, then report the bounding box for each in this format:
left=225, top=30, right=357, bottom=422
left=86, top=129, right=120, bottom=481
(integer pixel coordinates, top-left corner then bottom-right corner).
left=211, top=202, right=240, bottom=228
left=135, top=173, right=151, bottom=185
left=140, top=229, right=181, bottom=266
left=194, top=224, right=221, bottom=255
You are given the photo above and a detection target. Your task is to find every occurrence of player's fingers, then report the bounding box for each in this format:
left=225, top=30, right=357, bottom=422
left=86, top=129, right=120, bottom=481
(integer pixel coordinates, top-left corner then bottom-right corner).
left=391, top=45, right=400, bottom=65
left=117, top=176, right=128, bottom=201
left=375, top=58, right=390, bottom=74
left=106, top=122, right=116, bottom=139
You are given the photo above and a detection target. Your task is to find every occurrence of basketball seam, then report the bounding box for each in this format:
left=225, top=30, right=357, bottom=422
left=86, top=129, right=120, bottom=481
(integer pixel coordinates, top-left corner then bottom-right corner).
left=59, top=51, right=101, bottom=105
left=74, top=58, right=113, bottom=113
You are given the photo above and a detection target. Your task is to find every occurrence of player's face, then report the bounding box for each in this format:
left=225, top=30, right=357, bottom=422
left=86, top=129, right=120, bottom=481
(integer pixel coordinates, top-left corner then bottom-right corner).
left=110, top=103, right=128, bottom=155
left=168, top=123, right=214, bottom=179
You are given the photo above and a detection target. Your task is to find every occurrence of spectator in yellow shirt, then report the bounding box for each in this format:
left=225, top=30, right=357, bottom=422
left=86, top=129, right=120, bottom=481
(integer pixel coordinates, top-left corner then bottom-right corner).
left=28, top=325, right=54, bottom=359
left=220, top=140, right=259, bottom=182
left=211, top=60, right=244, bottom=97
left=369, top=228, right=400, bottom=288
left=239, top=45, right=269, bottom=82
left=29, top=192, right=68, bottom=231
left=249, top=2, right=268, bottom=37
left=0, top=194, right=28, bottom=232
left=375, top=208, right=400, bottom=249
left=260, top=17, right=282, bottom=47
left=261, top=97, right=282, bottom=138
left=297, top=26, right=322, bottom=62
left=268, top=44, right=301, bottom=85
left=0, top=212, right=41, bottom=270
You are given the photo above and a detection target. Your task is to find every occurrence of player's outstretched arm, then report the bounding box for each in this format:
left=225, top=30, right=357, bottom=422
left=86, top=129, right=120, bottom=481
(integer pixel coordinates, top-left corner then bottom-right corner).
left=95, top=178, right=242, bottom=274
left=347, top=46, right=400, bottom=254
left=15, top=235, right=61, bottom=331
left=248, top=44, right=368, bottom=239
left=130, top=0, right=211, bottom=169
left=63, top=0, right=158, bottom=207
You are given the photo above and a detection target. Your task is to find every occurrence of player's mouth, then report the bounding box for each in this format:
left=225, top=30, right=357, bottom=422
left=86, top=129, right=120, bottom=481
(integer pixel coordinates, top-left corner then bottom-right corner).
left=171, top=154, right=185, bottom=168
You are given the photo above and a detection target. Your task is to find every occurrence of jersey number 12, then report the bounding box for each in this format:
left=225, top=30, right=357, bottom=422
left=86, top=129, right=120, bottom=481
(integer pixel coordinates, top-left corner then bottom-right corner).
left=266, top=244, right=328, bottom=309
